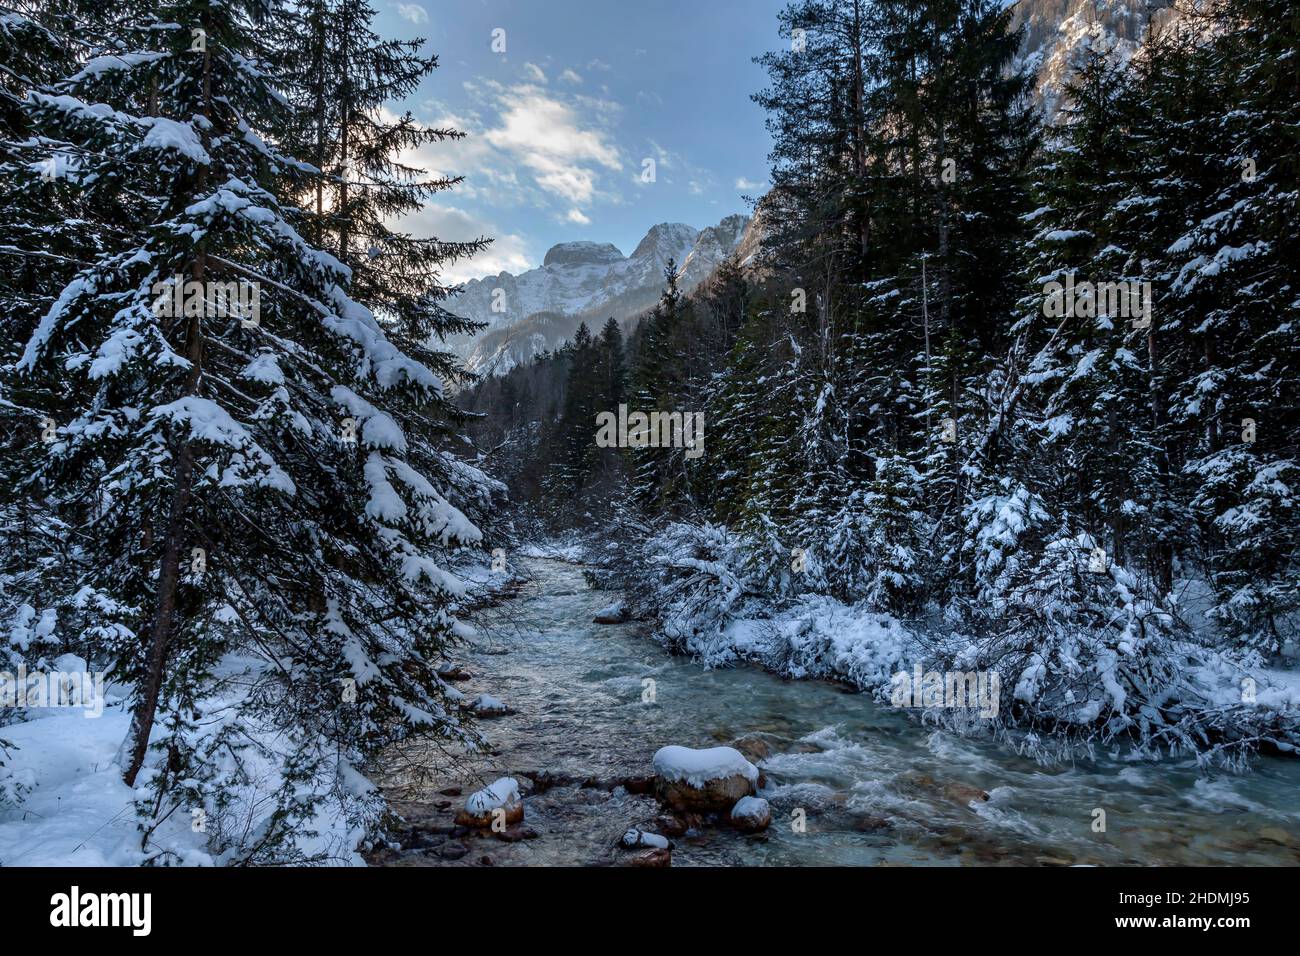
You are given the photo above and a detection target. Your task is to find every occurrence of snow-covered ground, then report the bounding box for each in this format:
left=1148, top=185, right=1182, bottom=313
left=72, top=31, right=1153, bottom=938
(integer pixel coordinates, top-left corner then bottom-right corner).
left=0, top=679, right=377, bottom=866
left=0, top=547, right=523, bottom=867
left=0, top=706, right=197, bottom=866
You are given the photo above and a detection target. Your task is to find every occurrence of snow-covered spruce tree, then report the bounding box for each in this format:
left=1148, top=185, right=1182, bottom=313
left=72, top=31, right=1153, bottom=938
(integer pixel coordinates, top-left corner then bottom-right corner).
left=870, top=0, right=1039, bottom=579
left=270, top=0, right=487, bottom=360
left=547, top=323, right=597, bottom=502
left=0, top=3, right=87, bottom=335
left=1151, top=0, right=1300, bottom=653
left=587, top=316, right=630, bottom=508
left=957, top=482, right=1182, bottom=752
left=264, top=0, right=499, bottom=543
left=12, top=0, right=493, bottom=862
left=719, top=322, right=823, bottom=599
left=958, top=479, right=1296, bottom=763
left=829, top=454, right=927, bottom=612
left=1006, top=35, right=1171, bottom=585
left=0, top=2, right=103, bottom=740
left=697, top=289, right=786, bottom=527
left=629, top=263, right=697, bottom=514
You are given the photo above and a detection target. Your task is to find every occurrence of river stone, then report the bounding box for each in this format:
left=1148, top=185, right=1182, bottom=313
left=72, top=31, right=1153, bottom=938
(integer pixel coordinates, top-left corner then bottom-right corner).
left=439, top=841, right=469, bottom=860
left=455, top=777, right=525, bottom=829
left=946, top=783, right=990, bottom=805
left=652, top=745, right=759, bottom=813
left=730, top=796, right=772, bottom=833
left=730, top=733, right=773, bottom=763
left=495, top=824, right=539, bottom=843
left=655, top=813, right=691, bottom=837
left=621, top=827, right=671, bottom=850
left=592, top=601, right=629, bottom=624
left=467, top=693, right=510, bottom=717
left=1259, top=827, right=1299, bottom=848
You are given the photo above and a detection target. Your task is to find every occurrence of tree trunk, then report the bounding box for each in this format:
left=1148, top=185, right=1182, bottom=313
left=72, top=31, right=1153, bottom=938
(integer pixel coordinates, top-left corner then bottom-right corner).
left=1147, top=323, right=1173, bottom=593
left=338, top=12, right=351, bottom=265
left=121, top=31, right=212, bottom=788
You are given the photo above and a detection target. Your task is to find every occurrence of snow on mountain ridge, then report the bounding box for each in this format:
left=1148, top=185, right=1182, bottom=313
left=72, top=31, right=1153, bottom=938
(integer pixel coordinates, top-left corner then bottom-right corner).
left=448, top=213, right=750, bottom=375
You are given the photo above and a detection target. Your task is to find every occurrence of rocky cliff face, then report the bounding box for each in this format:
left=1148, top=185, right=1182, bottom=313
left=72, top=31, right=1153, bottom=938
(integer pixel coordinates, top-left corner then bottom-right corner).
left=448, top=214, right=751, bottom=376
left=1010, top=0, right=1176, bottom=116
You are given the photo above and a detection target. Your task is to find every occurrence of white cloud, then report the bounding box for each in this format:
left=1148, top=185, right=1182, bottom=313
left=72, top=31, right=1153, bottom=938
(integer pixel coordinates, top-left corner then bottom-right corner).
left=735, top=176, right=764, bottom=191
left=522, top=62, right=547, bottom=84
left=397, top=86, right=625, bottom=213
left=559, top=69, right=582, bottom=85
left=482, top=86, right=622, bottom=205
left=395, top=3, right=428, bottom=24
left=383, top=86, right=628, bottom=276
left=587, top=58, right=612, bottom=72
left=396, top=203, right=533, bottom=284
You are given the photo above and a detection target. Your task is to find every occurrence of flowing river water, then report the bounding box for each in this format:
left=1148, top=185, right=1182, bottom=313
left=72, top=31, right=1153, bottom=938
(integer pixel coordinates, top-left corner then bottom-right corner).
left=374, top=558, right=1300, bottom=866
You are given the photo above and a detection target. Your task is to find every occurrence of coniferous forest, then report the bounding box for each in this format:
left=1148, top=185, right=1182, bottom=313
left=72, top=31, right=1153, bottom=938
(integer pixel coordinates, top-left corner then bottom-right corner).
left=464, top=0, right=1298, bottom=761
left=0, top=0, right=1298, bottom=900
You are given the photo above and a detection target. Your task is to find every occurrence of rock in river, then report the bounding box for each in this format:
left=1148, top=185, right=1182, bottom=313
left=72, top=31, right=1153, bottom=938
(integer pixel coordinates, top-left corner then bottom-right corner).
left=730, top=796, right=771, bottom=833
left=592, top=601, right=629, bottom=624
left=455, top=777, right=525, bottom=829
left=436, top=662, right=472, bottom=681
left=619, top=848, right=671, bottom=867
left=651, top=745, right=759, bottom=813
left=467, top=693, right=511, bottom=717
left=621, top=827, right=671, bottom=850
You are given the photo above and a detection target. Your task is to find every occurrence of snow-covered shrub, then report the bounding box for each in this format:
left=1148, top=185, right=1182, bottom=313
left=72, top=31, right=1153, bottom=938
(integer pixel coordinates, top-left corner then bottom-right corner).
left=0, top=738, right=30, bottom=810
left=130, top=655, right=414, bottom=866
left=634, top=522, right=763, bottom=658
left=1188, top=448, right=1299, bottom=654
left=960, top=482, right=1297, bottom=761
left=754, top=593, right=912, bottom=689
left=736, top=512, right=807, bottom=601
left=822, top=457, right=928, bottom=612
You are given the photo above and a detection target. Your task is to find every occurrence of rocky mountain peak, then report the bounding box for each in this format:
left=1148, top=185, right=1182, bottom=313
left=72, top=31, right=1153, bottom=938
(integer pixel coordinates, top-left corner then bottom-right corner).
left=446, top=213, right=751, bottom=376
left=630, top=222, right=701, bottom=262
left=542, top=241, right=626, bottom=269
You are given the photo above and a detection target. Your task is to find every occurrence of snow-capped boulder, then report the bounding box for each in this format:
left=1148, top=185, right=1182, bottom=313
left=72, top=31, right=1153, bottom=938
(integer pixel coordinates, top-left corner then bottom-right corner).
left=467, top=693, right=510, bottom=717
left=455, top=777, right=524, bottom=829
left=651, top=745, right=758, bottom=812
left=730, top=796, right=771, bottom=833
left=592, top=601, right=628, bottom=625
left=436, top=662, right=471, bottom=681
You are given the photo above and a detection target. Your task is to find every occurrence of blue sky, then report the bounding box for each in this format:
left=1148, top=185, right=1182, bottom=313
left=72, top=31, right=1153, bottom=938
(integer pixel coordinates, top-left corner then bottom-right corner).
left=372, top=0, right=787, bottom=282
